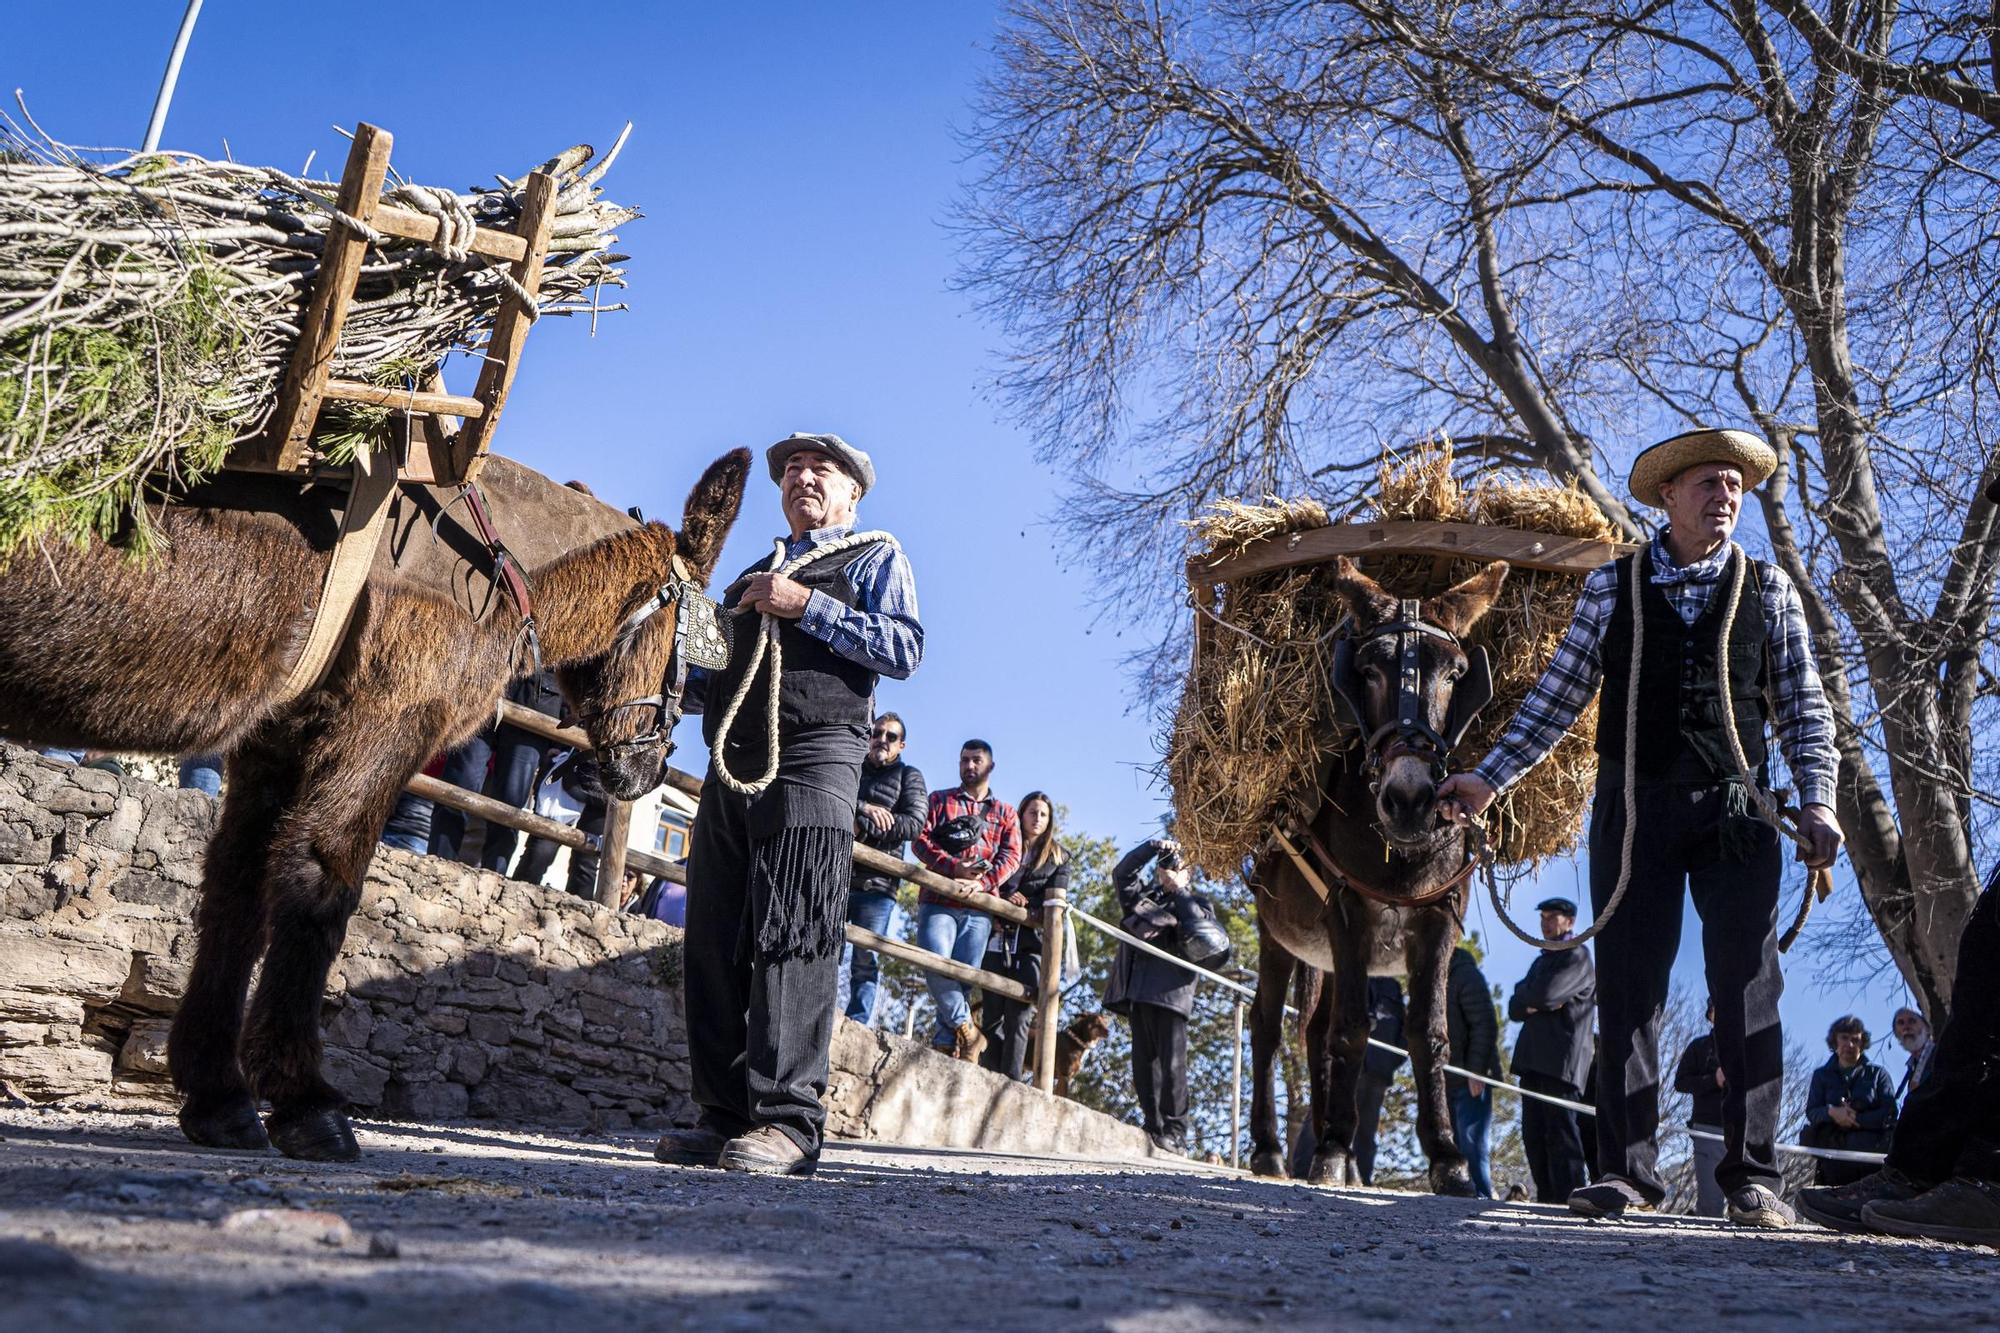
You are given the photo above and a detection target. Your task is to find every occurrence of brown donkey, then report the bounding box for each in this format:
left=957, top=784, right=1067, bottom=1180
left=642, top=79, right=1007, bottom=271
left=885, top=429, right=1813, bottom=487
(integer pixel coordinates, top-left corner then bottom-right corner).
left=0, top=449, right=749, bottom=1159
left=1246, top=556, right=1509, bottom=1194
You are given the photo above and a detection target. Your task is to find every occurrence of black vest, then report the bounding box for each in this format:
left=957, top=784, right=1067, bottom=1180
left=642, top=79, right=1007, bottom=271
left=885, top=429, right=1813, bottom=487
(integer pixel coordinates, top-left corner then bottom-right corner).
left=1595, top=548, right=1769, bottom=779
left=703, top=541, right=882, bottom=754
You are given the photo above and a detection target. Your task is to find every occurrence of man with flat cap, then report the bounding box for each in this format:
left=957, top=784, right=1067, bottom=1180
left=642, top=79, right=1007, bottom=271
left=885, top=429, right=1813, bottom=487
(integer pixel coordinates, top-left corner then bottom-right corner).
left=1507, top=897, right=1596, bottom=1204
left=656, top=433, right=922, bottom=1176
left=1441, top=428, right=1842, bottom=1228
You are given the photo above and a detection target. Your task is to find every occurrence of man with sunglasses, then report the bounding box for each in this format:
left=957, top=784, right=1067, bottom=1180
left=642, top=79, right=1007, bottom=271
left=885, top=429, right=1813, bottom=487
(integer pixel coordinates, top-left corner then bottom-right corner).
left=845, top=712, right=928, bottom=1025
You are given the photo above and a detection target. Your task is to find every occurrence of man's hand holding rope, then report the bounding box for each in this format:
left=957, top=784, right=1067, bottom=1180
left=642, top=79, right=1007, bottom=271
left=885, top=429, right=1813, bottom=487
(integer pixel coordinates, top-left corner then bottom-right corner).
left=738, top=570, right=812, bottom=619
left=1798, top=803, right=1843, bottom=870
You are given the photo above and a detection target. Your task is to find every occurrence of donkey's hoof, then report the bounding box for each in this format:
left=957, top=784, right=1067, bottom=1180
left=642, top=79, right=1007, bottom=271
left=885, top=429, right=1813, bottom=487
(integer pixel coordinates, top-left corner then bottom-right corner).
left=267, top=1107, right=359, bottom=1162
left=1430, top=1164, right=1478, bottom=1197
left=179, top=1097, right=271, bottom=1151
left=1249, top=1149, right=1288, bottom=1178
left=1306, top=1151, right=1351, bottom=1187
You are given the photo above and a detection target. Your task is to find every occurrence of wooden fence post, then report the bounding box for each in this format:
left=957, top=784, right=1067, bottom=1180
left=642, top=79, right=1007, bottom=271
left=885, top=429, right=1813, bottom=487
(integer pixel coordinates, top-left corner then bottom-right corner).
left=1033, top=876, right=1067, bottom=1093
left=594, top=798, right=633, bottom=907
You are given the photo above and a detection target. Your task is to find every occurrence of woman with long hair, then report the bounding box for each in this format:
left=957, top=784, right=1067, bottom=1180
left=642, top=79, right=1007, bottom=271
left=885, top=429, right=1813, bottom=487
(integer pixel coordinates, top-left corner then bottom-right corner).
left=980, top=791, right=1069, bottom=1081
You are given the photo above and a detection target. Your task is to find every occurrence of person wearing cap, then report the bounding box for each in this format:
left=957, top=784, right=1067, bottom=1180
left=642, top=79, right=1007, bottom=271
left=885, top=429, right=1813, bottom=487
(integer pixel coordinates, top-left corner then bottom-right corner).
left=1439, top=428, right=1842, bottom=1228
left=1506, top=897, right=1596, bottom=1204
left=655, top=433, right=922, bottom=1177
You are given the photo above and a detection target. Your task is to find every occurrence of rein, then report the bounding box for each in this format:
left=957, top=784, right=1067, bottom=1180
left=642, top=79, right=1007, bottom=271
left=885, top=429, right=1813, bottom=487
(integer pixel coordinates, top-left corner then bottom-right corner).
left=576, top=548, right=727, bottom=762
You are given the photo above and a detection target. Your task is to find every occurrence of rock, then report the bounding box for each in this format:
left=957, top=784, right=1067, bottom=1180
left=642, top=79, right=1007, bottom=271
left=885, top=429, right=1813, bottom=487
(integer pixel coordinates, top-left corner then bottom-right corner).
left=114, top=1180, right=162, bottom=1202
left=117, top=1020, right=172, bottom=1076
left=1507, top=1261, right=1534, bottom=1277
left=1328, top=1243, right=1347, bottom=1259
left=0, top=1238, right=85, bottom=1280
left=221, top=1208, right=354, bottom=1248
left=367, top=1231, right=400, bottom=1259
left=1092, top=1221, right=1112, bottom=1237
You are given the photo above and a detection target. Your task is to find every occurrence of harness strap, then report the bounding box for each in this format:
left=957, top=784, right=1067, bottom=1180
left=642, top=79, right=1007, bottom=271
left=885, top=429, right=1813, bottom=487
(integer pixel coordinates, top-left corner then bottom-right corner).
left=273, top=450, right=399, bottom=703
left=1286, top=810, right=1479, bottom=910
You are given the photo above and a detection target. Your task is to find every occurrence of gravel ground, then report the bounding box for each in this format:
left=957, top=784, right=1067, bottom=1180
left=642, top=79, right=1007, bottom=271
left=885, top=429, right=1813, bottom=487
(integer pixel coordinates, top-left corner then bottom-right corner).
left=2, top=1103, right=1995, bottom=1331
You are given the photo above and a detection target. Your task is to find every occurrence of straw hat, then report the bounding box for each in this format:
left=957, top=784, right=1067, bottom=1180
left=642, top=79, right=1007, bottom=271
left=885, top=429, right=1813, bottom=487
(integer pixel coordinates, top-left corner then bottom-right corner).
left=1627, top=428, right=1776, bottom=509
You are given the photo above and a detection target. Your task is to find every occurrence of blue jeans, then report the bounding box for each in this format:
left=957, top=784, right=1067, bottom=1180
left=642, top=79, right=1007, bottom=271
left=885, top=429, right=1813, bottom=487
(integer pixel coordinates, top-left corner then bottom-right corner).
left=917, top=902, right=993, bottom=1046
left=429, top=729, right=543, bottom=870
left=844, top=889, right=899, bottom=1025
left=1450, top=1084, right=1495, bottom=1199
left=177, top=754, right=223, bottom=798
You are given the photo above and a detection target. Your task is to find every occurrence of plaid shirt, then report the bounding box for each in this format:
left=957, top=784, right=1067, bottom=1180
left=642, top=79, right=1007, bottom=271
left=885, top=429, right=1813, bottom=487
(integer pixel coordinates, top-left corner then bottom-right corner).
left=913, top=787, right=1022, bottom=899
left=1472, top=531, right=1839, bottom=808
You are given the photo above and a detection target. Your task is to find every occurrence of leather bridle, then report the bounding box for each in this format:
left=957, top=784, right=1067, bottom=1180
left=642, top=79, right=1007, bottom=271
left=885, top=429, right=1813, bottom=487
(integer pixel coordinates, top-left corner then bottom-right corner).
left=1330, top=598, right=1492, bottom=782
left=576, top=551, right=729, bottom=762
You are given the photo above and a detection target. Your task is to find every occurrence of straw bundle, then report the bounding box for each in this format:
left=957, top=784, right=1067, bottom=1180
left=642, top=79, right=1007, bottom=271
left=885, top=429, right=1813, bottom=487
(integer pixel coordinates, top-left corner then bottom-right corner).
left=1168, top=446, right=1623, bottom=877
left=0, top=121, right=636, bottom=558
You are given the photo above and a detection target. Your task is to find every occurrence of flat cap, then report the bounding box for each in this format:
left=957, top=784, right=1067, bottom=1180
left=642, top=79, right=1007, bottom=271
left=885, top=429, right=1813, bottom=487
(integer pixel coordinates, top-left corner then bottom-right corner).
left=1535, top=897, right=1578, bottom=916
left=1627, top=428, right=1775, bottom=509
left=767, top=432, right=875, bottom=498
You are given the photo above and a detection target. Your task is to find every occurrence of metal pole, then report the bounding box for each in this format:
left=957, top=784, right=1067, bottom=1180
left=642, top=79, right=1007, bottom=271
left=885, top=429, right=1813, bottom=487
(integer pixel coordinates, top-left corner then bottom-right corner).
left=142, top=0, right=206, bottom=153
left=1032, top=876, right=1068, bottom=1093
left=1231, top=1000, right=1244, bottom=1171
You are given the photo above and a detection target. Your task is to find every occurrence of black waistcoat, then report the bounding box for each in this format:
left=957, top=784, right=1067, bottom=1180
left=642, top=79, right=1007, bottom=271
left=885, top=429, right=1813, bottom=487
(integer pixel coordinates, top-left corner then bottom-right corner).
left=1594, top=547, right=1769, bottom=779
left=703, top=541, right=881, bottom=755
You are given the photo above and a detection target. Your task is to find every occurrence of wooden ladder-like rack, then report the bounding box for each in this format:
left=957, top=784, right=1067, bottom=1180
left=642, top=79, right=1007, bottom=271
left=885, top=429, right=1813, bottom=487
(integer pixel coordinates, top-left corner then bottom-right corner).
left=229, top=121, right=558, bottom=486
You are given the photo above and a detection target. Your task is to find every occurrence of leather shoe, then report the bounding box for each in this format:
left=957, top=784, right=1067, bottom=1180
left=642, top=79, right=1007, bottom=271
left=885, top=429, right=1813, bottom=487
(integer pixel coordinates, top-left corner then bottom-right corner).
left=720, top=1125, right=818, bottom=1177
left=1568, top=1179, right=1648, bottom=1220
left=1862, top=1177, right=2000, bottom=1246
left=1798, top=1167, right=1926, bottom=1233
left=654, top=1122, right=734, bottom=1168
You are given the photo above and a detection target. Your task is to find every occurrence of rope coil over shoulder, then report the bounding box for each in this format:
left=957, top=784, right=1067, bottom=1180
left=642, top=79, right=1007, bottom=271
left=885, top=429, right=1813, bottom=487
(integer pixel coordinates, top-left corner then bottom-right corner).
left=709, top=530, right=896, bottom=797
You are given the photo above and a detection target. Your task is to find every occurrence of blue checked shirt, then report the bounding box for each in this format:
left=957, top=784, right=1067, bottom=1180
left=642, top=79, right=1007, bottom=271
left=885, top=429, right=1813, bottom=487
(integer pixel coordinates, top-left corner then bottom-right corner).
left=686, top=525, right=922, bottom=714
left=1472, top=531, right=1839, bottom=808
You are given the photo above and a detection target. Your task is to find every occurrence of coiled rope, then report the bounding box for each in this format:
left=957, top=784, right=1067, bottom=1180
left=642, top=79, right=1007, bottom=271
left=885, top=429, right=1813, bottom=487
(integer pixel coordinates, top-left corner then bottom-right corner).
left=710, top=530, right=896, bottom=797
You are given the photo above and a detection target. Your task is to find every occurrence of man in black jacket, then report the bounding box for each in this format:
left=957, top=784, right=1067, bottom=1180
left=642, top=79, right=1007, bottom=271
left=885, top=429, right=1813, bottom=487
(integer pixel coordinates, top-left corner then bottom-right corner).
left=1446, top=946, right=1505, bottom=1199
left=1507, top=898, right=1596, bottom=1203
left=1672, top=1000, right=1728, bottom=1216
left=1105, top=837, right=1199, bottom=1152
left=1354, top=977, right=1408, bottom=1186
left=843, top=712, right=926, bottom=1026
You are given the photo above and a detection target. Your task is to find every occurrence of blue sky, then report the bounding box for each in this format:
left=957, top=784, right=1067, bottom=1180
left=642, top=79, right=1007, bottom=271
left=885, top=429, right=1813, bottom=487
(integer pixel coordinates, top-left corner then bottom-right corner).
left=6, top=2, right=1920, bottom=1085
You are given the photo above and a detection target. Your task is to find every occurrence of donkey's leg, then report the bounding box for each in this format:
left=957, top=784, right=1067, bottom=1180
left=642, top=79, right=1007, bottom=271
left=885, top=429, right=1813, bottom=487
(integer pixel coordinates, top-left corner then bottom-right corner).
left=1248, top=915, right=1296, bottom=1177
left=242, top=702, right=443, bottom=1161
left=1406, top=908, right=1475, bottom=1196
left=169, top=731, right=299, bottom=1150
left=1308, top=907, right=1374, bottom=1187
left=1299, top=955, right=1342, bottom=1185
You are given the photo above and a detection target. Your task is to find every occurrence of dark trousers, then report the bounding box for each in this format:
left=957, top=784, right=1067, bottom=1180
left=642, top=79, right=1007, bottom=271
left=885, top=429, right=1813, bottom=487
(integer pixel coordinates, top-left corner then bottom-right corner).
left=429, top=727, right=543, bottom=871
left=1888, top=878, right=2000, bottom=1185
left=1519, top=1072, right=1590, bottom=1202
left=683, top=779, right=845, bottom=1155
left=1130, top=1002, right=1190, bottom=1146
left=1589, top=776, right=1785, bottom=1203
left=979, top=945, right=1042, bottom=1082
left=1352, top=1070, right=1392, bottom=1185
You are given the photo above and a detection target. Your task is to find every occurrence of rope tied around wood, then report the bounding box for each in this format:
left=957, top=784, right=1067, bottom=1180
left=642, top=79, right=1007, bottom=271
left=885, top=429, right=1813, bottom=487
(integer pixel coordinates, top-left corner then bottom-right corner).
left=709, top=530, right=897, bottom=797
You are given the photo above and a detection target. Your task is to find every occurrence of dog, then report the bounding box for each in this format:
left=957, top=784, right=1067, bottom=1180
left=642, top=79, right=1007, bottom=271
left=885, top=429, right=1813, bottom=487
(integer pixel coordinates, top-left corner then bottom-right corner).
left=1045, top=1011, right=1112, bottom=1100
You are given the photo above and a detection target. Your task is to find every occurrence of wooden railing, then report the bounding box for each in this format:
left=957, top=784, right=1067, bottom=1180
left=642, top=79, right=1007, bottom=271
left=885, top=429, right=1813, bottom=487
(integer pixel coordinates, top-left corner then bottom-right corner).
left=402, top=703, right=1069, bottom=1092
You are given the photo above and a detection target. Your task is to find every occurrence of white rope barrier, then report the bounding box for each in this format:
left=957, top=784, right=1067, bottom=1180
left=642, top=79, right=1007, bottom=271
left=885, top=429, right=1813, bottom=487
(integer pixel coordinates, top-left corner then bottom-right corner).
left=1057, top=901, right=1888, bottom=1165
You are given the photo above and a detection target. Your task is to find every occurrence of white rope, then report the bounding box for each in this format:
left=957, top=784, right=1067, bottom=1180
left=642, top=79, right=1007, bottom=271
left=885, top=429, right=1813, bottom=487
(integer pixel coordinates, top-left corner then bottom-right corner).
left=709, top=530, right=897, bottom=798
left=1059, top=900, right=1884, bottom=1165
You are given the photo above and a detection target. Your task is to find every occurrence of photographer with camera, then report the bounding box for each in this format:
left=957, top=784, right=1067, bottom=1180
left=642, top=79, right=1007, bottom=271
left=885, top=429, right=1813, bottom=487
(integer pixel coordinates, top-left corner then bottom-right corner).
left=912, top=740, right=1021, bottom=1061
left=1105, top=835, right=1229, bottom=1154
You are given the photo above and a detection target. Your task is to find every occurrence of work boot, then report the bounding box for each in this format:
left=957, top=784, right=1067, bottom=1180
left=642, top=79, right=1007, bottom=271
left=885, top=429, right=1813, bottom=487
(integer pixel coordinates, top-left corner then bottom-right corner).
left=1862, top=1177, right=2000, bottom=1246
left=1797, top=1167, right=1928, bottom=1233
left=653, top=1120, right=736, bottom=1168
left=1568, top=1179, right=1647, bottom=1220
left=1726, top=1183, right=1795, bottom=1230
left=720, top=1125, right=818, bottom=1177
left=953, top=1021, right=987, bottom=1063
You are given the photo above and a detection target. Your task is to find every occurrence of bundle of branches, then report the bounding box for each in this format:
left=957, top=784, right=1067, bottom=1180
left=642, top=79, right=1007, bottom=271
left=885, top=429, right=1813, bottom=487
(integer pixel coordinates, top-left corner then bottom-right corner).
left=0, top=118, right=637, bottom=558
left=1168, top=445, right=1623, bottom=878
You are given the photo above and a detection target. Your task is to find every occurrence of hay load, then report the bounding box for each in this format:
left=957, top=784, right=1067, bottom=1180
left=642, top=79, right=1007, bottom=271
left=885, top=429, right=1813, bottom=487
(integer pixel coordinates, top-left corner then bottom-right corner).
left=0, top=121, right=636, bottom=557
left=1167, top=446, right=1624, bottom=879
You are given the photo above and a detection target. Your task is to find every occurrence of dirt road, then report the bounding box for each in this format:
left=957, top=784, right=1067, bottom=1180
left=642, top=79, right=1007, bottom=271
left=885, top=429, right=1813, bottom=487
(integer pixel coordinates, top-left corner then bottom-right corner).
left=1, top=1104, right=1993, bottom=1330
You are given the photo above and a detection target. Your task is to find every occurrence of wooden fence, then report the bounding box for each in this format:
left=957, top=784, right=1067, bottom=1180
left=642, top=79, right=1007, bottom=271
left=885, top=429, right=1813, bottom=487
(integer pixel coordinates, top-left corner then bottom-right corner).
left=403, top=702, right=1069, bottom=1092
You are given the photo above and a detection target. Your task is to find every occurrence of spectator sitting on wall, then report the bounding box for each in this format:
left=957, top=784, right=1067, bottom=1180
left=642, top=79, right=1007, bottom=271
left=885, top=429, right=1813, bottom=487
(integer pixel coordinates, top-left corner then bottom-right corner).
left=845, top=711, right=927, bottom=1027
left=980, top=790, right=1069, bottom=1082
left=911, top=739, right=1022, bottom=1061
left=1446, top=945, right=1505, bottom=1200
left=1801, top=1015, right=1898, bottom=1187
left=1671, top=999, right=1728, bottom=1217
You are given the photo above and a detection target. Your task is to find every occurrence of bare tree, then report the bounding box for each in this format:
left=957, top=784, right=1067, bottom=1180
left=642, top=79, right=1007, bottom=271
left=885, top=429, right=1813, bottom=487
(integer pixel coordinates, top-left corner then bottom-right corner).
left=959, top=0, right=2000, bottom=1014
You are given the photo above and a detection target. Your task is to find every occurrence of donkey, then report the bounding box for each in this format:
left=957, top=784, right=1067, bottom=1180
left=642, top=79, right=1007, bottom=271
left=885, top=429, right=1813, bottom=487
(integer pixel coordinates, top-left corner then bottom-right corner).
left=0, top=448, right=749, bottom=1160
left=1245, top=555, right=1509, bottom=1194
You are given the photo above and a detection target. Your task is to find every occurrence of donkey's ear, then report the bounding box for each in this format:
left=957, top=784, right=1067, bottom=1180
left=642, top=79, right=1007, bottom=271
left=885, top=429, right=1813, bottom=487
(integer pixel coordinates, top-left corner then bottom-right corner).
left=1327, top=555, right=1398, bottom=627
left=676, top=447, right=752, bottom=584
left=1429, top=560, right=1510, bottom=636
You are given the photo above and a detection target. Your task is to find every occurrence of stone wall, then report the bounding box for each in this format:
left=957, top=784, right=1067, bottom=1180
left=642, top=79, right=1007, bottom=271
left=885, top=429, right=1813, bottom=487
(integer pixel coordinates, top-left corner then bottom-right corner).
left=0, top=746, right=1157, bottom=1161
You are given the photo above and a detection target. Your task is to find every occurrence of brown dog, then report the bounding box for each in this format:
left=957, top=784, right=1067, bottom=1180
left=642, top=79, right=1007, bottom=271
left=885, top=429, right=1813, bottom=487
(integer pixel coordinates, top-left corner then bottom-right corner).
left=1048, top=1011, right=1112, bottom=1099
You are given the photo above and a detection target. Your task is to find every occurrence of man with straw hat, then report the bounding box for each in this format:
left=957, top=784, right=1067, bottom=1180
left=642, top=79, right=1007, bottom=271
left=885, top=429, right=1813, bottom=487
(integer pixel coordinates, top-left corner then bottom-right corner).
left=1440, top=427, right=1842, bottom=1229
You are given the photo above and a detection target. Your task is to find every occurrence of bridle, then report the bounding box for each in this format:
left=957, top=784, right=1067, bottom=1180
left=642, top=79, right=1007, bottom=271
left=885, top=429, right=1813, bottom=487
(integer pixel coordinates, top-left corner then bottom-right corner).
left=576, top=550, right=730, bottom=762
left=1330, top=598, right=1492, bottom=782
